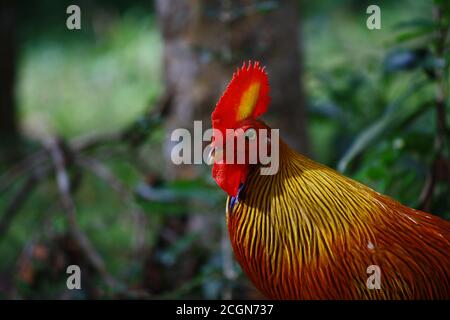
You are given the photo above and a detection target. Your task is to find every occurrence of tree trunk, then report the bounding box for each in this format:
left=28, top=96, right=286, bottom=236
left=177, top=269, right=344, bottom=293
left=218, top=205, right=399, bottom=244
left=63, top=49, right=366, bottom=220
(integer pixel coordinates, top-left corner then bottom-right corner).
left=0, top=1, right=18, bottom=154
left=154, top=0, right=308, bottom=299
left=156, top=0, right=309, bottom=179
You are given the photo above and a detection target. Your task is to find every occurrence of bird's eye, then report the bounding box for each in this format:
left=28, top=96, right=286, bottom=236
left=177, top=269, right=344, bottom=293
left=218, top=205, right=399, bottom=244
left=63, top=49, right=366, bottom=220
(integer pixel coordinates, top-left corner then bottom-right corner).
left=244, top=128, right=257, bottom=140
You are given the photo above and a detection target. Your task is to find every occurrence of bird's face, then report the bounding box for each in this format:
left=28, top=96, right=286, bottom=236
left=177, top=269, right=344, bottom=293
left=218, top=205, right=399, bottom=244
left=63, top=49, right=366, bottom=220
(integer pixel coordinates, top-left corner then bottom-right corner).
left=210, top=61, right=271, bottom=197
left=209, top=118, right=273, bottom=197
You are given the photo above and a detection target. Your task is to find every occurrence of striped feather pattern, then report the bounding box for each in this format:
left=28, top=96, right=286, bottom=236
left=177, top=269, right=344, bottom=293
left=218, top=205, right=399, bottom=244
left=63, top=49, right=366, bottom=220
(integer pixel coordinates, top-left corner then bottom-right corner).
left=227, top=140, right=450, bottom=299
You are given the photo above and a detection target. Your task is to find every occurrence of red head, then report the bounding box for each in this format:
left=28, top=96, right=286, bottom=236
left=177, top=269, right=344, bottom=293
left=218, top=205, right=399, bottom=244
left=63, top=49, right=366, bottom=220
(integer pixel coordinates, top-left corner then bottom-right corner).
left=210, top=61, right=271, bottom=197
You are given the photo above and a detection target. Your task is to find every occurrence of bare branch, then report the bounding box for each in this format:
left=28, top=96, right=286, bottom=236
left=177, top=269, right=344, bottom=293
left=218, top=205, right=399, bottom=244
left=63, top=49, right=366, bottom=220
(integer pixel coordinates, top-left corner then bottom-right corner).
left=0, top=176, right=36, bottom=239
left=75, top=155, right=148, bottom=253
left=0, top=149, right=47, bottom=194
left=46, top=138, right=122, bottom=291
left=0, top=160, right=50, bottom=239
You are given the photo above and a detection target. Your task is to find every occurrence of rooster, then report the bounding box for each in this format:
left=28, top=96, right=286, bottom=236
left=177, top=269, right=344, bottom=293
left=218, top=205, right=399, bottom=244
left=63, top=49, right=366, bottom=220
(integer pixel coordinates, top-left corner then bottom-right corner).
left=209, top=61, right=450, bottom=299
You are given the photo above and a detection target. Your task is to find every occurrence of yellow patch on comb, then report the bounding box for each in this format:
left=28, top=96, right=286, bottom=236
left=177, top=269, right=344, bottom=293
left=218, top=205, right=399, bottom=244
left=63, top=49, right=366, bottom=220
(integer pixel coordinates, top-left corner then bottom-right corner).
left=211, top=61, right=269, bottom=132
left=237, top=82, right=261, bottom=121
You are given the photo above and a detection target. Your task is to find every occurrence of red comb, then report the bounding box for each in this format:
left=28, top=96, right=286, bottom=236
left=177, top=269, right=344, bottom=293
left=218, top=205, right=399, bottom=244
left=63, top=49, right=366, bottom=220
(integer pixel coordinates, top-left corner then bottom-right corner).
left=211, top=61, right=270, bottom=133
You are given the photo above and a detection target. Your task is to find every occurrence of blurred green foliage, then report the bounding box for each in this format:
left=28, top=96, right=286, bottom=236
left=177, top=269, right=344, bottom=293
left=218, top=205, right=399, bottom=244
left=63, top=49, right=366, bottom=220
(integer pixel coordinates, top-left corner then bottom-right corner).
left=305, top=0, right=449, bottom=216
left=18, top=11, right=162, bottom=138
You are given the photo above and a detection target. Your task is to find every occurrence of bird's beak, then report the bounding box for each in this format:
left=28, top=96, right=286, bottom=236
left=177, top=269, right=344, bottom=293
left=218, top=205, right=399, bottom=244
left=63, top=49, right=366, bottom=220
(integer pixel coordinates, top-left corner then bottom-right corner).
left=207, top=146, right=215, bottom=165
left=206, top=143, right=223, bottom=165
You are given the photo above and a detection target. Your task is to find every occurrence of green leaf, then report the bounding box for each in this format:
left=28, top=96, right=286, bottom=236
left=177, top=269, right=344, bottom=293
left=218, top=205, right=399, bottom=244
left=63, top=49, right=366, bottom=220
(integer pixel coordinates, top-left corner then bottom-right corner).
left=337, top=79, right=428, bottom=173
left=394, top=18, right=435, bottom=31
left=394, top=28, right=437, bottom=44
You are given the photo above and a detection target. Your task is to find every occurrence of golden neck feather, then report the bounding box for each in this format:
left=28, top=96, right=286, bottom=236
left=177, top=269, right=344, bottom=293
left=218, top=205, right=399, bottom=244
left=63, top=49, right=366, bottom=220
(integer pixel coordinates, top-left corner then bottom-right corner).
left=226, top=139, right=450, bottom=299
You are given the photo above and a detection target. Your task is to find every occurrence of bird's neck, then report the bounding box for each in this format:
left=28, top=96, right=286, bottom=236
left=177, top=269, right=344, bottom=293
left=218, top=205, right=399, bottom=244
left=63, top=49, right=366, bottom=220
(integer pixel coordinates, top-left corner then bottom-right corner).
left=259, top=139, right=378, bottom=208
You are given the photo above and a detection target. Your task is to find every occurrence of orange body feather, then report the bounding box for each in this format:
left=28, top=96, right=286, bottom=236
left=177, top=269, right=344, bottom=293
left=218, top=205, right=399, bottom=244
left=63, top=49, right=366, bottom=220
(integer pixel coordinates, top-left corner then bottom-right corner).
left=227, top=140, right=450, bottom=299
